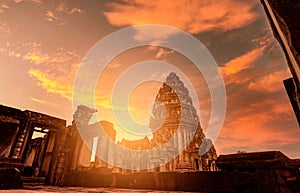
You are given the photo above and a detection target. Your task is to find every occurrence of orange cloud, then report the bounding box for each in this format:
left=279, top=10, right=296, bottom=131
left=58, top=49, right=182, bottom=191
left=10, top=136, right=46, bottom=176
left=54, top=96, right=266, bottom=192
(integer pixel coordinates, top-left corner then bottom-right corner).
left=23, top=52, right=49, bottom=65
left=220, top=30, right=281, bottom=88
left=28, top=69, right=72, bottom=100
left=1, top=4, right=10, bottom=9
left=95, top=96, right=112, bottom=109
left=9, top=0, right=23, bottom=3
left=29, top=97, right=57, bottom=106
left=215, top=98, right=299, bottom=155
left=107, top=63, right=121, bottom=69
left=154, top=47, right=175, bottom=59
left=28, top=69, right=118, bottom=110
left=9, top=0, right=41, bottom=4
left=45, top=11, right=58, bottom=22
left=56, top=2, right=83, bottom=14
left=221, top=46, right=265, bottom=75
left=30, top=97, right=46, bottom=104
left=30, top=0, right=42, bottom=4
left=45, top=2, right=84, bottom=24
left=104, top=0, right=259, bottom=36
left=22, top=47, right=80, bottom=83
left=0, top=21, right=11, bottom=36
left=8, top=50, right=21, bottom=58
left=248, top=69, right=291, bottom=93
left=70, top=8, right=83, bottom=14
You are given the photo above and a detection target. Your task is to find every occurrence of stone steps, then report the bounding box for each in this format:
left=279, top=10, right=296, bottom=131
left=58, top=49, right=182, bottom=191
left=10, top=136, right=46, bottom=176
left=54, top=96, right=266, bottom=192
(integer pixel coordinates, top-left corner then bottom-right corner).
left=21, top=176, right=46, bottom=188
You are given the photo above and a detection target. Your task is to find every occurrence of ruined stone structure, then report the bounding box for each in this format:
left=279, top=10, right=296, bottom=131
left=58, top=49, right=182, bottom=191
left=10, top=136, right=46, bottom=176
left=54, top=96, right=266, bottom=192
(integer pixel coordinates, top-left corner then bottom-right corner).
left=0, top=105, right=66, bottom=185
left=1, top=80, right=300, bottom=192
left=0, top=104, right=118, bottom=186
left=62, top=105, right=117, bottom=177
left=261, top=0, right=300, bottom=125
left=2, top=70, right=298, bottom=192
left=60, top=73, right=217, bottom=174
left=115, top=72, right=217, bottom=172
left=63, top=151, right=300, bottom=193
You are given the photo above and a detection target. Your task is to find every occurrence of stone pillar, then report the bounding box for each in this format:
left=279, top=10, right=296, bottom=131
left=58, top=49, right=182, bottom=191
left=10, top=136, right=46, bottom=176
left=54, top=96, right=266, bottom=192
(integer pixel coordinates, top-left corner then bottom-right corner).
left=77, top=139, right=92, bottom=168
left=11, top=128, right=25, bottom=159
left=95, top=136, right=105, bottom=167
left=178, top=131, right=184, bottom=162
left=183, top=129, right=187, bottom=150
left=107, top=139, right=114, bottom=168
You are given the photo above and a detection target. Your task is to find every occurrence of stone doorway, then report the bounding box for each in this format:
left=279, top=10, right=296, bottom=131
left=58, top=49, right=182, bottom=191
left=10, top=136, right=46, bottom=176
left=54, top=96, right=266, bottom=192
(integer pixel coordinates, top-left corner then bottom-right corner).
left=22, top=127, right=52, bottom=177
left=22, top=127, right=49, bottom=176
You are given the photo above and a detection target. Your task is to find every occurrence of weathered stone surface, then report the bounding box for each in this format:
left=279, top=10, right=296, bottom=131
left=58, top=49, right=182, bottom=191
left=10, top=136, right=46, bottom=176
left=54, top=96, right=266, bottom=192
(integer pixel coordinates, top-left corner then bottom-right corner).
left=23, top=111, right=66, bottom=129
left=176, top=171, right=235, bottom=192
left=114, top=72, right=218, bottom=172
left=63, top=151, right=300, bottom=193
left=0, top=105, right=22, bottom=119
left=135, top=172, right=155, bottom=189
left=217, top=151, right=296, bottom=170
left=0, top=104, right=68, bottom=186
left=0, top=167, right=23, bottom=189
left=261, top=0, right=300, bottom=125
left=64, top=170, right=236, bottom=192
left=2, top=186, right=196, bottom=193
left=0, top=106, right=22, bottom=158
left=0, top=158, right=24, bottom=171
left=263, top=0, right=300, bottom=59
left=156, top=172, right=177, bottom=190
left=116, top=173, right=136, bottom=189
left=73, top=105, right=96, bottom=127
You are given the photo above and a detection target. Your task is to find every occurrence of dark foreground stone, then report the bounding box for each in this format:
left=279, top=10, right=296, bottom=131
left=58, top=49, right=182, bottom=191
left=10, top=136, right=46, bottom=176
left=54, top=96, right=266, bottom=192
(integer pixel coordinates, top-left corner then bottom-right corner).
left=63, top=151, right=300, bottom=193
left=260, top=0, right=300, bottom=125
left=0, top=186, right=195, bottom=193
left=0, top=167, right=23, bottom=189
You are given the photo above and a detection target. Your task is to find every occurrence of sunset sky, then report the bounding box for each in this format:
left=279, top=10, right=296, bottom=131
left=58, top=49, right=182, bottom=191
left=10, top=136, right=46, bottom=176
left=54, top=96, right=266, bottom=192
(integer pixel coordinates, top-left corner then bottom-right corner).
left=0, top=0, right=299, bottom=157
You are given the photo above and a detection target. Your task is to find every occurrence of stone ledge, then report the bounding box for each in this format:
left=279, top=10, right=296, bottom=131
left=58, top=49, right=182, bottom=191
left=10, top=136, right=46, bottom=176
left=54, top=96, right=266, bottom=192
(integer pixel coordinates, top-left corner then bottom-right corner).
left=217, top=151, right=299, bottom=170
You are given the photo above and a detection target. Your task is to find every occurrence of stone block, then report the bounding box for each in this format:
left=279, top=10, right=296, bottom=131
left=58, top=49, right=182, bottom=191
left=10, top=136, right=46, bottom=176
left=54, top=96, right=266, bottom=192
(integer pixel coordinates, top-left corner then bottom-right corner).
left=0, top=167, right=23, bottom=189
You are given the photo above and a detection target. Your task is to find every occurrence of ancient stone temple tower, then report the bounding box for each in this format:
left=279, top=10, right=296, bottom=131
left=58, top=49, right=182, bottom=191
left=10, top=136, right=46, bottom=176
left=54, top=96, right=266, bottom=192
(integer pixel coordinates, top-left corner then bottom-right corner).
left=117, top=72, right=218, bottom=172
left=150, top=72, right=217, bottom=171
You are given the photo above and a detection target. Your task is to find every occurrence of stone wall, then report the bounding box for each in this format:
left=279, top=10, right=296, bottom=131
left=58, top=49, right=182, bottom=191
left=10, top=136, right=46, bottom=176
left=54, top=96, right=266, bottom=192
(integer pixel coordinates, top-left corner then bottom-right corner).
left=63, top=169, right=299, bottom=193
left=63, top=151, right=300, bottom=193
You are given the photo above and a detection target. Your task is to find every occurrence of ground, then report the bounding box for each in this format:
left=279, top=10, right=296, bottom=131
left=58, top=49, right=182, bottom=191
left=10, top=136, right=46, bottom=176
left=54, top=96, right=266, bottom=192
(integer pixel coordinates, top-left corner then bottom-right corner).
left=0, top=186, right=198, bottom=193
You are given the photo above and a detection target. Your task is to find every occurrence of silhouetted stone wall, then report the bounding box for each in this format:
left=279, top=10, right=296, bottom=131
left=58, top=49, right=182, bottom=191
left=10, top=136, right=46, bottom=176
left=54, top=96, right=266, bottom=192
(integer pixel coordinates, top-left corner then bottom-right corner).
left=63, top=151, right=300, bottom=193
left=261, top=0, right=300, bottom=125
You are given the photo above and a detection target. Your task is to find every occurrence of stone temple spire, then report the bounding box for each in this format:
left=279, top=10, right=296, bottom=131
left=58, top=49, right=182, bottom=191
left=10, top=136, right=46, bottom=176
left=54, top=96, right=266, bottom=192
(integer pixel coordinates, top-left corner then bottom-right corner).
left=148, top=72, right=217, bottom=171
left=116, top=72, right=218, bottom=172
left=149, top=72, right=198, bottom=138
